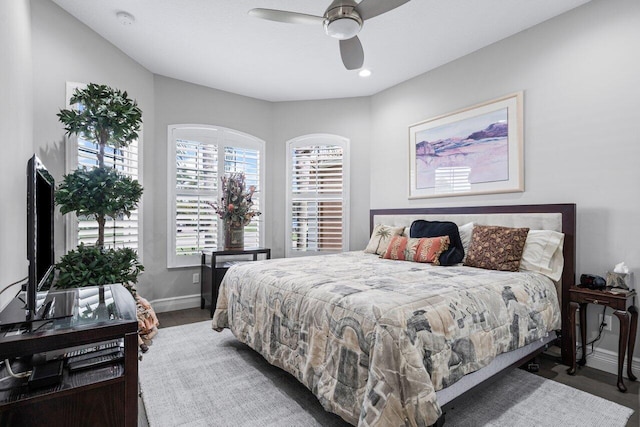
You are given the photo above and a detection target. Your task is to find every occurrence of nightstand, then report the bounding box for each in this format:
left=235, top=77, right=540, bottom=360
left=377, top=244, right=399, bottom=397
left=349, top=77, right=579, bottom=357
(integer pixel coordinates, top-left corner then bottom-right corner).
left=201, top=248, right=271, bottom=317
left=567, top=286, right=638, bottom=392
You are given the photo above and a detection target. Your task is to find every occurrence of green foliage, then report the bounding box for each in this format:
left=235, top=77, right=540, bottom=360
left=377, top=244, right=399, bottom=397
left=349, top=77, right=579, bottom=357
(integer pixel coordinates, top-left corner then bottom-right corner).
left=55, top=167, right=143, bottom=220
left=55, top=82, right=145, bottom=291
left=57, top=83, right=142, bottom=150
left=55, top=244, right=144, bottom=296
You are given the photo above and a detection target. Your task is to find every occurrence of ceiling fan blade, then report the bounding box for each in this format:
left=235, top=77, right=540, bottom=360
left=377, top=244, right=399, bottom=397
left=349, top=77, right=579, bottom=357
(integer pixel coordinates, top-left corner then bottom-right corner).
left=339, top=36, right=364, bottom=70
left=355, top=0, right=411, bottom=21
left=248, top=8, right=324, bottom=25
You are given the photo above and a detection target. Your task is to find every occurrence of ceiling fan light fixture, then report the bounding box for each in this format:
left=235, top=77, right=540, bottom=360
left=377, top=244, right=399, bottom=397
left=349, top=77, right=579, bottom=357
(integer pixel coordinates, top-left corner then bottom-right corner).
left=324, top=17, right=361, bottom=40
left=323, top=3, right=362, bottom=40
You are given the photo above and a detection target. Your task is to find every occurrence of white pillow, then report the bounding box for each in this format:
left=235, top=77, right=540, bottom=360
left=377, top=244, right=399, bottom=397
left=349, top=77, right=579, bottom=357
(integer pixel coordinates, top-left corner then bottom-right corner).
left=364, top=224, right=405, bottom=255
left=458, top=222, right=474, bottom=263
left=520, top=229, right=565, bottom=281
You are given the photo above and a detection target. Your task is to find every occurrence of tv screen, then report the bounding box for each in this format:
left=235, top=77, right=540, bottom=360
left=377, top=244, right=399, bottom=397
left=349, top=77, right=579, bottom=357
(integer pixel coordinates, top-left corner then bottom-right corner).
left=26, top=154, right=55, bottom=319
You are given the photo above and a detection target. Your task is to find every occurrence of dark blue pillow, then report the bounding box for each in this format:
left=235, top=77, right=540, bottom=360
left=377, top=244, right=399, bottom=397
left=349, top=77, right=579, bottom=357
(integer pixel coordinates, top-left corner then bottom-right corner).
left=409, top=220, right=464, bottom=266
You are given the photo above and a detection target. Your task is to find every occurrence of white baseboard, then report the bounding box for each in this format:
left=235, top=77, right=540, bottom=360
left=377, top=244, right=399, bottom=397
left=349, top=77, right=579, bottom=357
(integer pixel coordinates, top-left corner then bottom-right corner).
left=584, top=346, right=640, bottom=378
left=149, top=294, right=201, bottom=313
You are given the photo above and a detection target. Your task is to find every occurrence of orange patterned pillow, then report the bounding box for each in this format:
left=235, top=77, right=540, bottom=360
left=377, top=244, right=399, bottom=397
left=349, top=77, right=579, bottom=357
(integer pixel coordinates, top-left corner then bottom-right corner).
left=382, top=235, right=450, bottom=265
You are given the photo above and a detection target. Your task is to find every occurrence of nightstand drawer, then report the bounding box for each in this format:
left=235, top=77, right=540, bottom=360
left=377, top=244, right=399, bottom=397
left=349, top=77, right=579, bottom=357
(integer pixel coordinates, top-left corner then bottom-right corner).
left=569, top=287, right=633, bottom=311
left=572, top=292, right=617, bottom=307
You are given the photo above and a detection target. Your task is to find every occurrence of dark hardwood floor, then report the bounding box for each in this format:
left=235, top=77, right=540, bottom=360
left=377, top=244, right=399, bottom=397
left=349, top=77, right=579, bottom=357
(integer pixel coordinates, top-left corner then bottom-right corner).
left=156, top=307, right=211, bottom=328
left=140, top=308, right=638, bottom=426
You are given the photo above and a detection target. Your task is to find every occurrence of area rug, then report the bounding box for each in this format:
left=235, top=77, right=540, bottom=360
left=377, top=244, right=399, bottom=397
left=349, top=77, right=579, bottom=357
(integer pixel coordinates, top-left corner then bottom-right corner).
left=139, top=321, right=634, bottom=427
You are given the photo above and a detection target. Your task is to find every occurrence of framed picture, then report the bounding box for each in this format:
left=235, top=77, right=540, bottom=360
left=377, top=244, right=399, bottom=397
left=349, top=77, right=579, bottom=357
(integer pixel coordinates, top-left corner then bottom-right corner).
left=409, top=92, right=523, bottom=199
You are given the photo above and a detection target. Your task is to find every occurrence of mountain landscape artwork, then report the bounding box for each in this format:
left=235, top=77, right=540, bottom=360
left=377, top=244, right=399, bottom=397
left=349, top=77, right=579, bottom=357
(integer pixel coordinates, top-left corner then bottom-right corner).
left=415, top=108, right=509, bottom=190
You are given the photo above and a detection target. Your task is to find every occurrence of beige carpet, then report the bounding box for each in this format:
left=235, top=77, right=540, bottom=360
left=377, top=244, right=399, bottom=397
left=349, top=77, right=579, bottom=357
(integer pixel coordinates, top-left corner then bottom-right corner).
left=139, top=321, right=634, bottom=427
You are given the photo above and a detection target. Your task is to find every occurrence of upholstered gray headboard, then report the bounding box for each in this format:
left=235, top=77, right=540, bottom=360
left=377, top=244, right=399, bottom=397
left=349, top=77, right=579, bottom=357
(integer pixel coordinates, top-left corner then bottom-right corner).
left=372, top=212, right=563, bottom=233
left=370, top=204, right=576, bottom=365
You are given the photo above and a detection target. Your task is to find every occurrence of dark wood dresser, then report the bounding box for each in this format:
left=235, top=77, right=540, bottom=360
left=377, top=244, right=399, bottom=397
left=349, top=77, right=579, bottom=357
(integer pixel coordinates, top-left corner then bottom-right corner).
left=0, top=284, right=138, bottom=426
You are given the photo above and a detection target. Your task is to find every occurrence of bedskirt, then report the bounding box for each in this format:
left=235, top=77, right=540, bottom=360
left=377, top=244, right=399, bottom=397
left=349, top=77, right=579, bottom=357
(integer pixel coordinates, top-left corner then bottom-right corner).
left=212, top=251, right=560, bottom=426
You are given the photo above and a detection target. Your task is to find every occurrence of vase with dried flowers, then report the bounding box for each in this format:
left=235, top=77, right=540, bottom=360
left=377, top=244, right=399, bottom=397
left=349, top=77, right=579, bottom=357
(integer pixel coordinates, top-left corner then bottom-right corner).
left=208, top=172, right=261, bottom=250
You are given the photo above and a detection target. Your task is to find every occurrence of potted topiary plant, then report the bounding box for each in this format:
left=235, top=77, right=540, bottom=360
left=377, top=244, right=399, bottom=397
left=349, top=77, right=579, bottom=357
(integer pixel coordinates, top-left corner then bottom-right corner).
left=55, top=83, right=144, bottom=295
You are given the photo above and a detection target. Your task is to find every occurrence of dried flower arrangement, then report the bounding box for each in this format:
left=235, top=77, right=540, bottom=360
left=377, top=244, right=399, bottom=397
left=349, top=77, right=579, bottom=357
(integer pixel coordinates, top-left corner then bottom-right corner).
left=208, top=172, right=261, bottom=227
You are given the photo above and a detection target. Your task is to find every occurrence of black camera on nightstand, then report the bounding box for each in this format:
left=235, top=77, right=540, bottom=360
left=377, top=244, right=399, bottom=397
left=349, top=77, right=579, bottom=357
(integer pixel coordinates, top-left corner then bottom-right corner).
left=580, top=274, right=606, bottom=290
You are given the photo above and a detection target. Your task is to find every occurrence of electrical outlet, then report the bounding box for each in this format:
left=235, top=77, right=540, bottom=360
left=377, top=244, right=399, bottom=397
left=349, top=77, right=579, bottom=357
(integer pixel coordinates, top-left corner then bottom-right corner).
left=599, top=314, right=613, bottom=331
left=192, top=273, right=200, bottom=284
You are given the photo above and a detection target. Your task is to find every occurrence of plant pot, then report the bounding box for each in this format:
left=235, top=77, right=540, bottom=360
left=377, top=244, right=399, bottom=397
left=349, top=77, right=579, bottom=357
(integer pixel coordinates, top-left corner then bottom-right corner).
left=224, top=222, right=244, bottom=250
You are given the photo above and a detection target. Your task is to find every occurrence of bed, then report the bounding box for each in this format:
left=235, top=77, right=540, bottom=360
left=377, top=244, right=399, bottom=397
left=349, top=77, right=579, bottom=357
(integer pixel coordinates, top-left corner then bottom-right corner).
left=212, top=204, right=576, bottom=426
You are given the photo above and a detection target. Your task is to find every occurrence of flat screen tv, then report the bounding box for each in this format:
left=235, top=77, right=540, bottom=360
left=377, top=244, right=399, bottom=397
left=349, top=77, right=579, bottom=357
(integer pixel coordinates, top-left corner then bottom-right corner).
left=0, top=155, right=66, bottom=325
left=26, top=154, right=56, bottom=320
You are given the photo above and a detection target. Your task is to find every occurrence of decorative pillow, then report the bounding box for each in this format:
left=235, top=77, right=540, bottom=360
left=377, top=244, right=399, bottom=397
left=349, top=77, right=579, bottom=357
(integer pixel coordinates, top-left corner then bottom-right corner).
left=520, top=229, right=565, bottom=281
left=364, top=224, right=405, bottom=255
left=410, top=220, right=464, bottom=266
left=458, top=222, right=474, bottom=263
left=383, top=235, right=450, bottom=264
left=464, top=225, right=530, bottom=271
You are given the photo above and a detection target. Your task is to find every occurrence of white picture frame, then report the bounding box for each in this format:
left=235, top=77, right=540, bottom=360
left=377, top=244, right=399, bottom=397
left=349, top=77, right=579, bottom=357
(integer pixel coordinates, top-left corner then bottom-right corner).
left=409, top=92, right=524, bottom=199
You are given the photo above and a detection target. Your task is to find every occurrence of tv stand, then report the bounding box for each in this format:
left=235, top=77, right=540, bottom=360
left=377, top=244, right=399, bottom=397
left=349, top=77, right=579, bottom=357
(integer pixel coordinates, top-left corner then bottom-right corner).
left=0, top=288, right=75, bottom=326
left=0, top=284, right=138, bottom=427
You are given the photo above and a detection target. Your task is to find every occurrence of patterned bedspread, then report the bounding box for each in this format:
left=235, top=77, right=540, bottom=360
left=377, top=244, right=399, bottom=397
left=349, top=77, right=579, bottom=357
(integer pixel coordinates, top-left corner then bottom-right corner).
left=212, top=251, right=560, bottom=426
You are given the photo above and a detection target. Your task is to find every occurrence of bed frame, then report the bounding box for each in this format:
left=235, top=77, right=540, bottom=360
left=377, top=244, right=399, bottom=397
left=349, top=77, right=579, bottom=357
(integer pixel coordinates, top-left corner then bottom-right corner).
left=370, top=204, right=576, bottom=425
left=370, top=203, right=576, bottom=365
left=370, top=204, right=575, bottom=424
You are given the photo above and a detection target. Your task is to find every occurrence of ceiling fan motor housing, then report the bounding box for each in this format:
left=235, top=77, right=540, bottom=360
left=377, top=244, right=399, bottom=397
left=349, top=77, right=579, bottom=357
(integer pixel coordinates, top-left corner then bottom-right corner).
left=323, top=3, right=363, bottom=40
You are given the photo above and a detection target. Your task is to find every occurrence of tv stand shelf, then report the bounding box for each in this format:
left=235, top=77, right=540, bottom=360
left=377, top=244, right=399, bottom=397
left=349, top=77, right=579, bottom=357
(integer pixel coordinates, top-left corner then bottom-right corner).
left=0, top=284, right=138, bottom=427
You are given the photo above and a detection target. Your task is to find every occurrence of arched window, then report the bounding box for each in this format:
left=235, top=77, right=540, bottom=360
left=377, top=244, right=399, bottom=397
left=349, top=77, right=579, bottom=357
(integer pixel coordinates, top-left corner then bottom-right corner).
left=168, top=124, right=264, bottom=267
left=286, top=134, right=350, bottom=257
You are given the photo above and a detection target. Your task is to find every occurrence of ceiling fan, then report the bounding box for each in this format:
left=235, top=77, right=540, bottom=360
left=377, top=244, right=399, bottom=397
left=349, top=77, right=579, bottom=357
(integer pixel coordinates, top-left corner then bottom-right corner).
left=248, top=0, right=411, bottom=70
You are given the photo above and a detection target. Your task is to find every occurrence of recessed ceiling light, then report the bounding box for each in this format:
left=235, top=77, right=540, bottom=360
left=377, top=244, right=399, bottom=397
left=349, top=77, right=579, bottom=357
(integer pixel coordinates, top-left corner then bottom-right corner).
left=358, top=69, right=372, bottom=78
left=116, top=11, right=135, bottom=26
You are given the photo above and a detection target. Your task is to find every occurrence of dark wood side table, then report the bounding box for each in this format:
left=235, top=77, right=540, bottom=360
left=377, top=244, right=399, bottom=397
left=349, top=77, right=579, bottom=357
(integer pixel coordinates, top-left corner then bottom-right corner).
left=201, top=248, right=271, bottom=317
left=567, top=286, right=638, bottom=392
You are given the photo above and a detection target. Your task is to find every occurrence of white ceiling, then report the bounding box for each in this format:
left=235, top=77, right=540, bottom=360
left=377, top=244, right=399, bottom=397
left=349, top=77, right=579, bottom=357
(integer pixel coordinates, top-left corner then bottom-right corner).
left=51, top=0, right=592, bottom=102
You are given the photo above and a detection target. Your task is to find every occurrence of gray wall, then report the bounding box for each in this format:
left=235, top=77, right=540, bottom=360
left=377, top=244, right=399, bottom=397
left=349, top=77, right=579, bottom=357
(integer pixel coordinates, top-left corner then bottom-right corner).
left=0, top=0, right=33, bottom=309
left=369, top=0, right=640, bottom=361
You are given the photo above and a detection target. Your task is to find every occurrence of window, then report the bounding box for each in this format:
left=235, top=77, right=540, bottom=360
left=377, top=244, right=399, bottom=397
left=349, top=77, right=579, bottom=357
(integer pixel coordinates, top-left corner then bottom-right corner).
left=64, top=82, right=143, bottom=256
left=168, top=125, right=264, bottom=268
left=286, top=134, right=349, bottom=257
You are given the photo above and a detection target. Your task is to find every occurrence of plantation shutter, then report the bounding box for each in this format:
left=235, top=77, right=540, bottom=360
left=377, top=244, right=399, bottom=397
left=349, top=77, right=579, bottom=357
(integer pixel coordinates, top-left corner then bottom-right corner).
left=168, top=125, right=265, bottom=268
left=174, top=138, right=219, bottom=257
left=287, top=136, right=349, bottom=256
